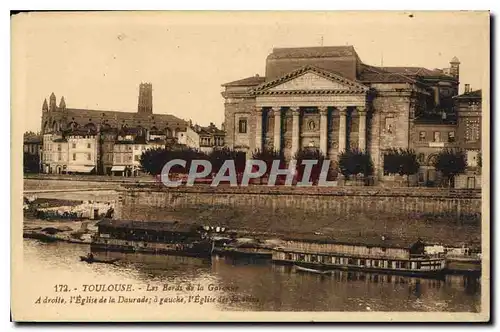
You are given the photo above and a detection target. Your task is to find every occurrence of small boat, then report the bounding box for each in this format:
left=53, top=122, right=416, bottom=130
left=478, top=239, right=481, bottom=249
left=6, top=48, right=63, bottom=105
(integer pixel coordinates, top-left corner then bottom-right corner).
left=294, top=265, right=331, bottom=275
left=79, top=256, right=120, bottom=264
left=212, top=246, right=273, bottom=259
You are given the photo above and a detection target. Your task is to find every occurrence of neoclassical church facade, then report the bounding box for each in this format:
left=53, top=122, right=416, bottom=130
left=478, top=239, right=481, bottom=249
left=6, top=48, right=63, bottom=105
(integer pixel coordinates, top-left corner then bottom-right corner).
left=222, top=46, right=461, bottom=179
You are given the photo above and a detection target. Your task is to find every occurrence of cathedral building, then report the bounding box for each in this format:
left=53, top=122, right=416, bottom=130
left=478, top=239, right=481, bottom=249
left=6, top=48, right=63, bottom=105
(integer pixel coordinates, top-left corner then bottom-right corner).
left=41, top=83, right=188, bottom=138
left=222, top=46, right=470, bottom=182
left=40, top=83, right=189, bottom=175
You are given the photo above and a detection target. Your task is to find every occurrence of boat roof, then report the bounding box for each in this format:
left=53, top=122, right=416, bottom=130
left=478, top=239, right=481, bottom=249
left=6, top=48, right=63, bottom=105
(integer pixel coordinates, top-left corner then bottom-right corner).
left=97, top=219, right=203, bottom=233
left=279, top=233, right=423, bottom=250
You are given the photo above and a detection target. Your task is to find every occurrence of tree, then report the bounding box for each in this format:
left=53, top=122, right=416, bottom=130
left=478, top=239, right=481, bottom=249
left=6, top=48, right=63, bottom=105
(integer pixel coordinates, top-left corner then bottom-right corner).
left=338, top=148, right=373, bottom=180
left=383, top=148, right=400, bottom=175
left=433, top=148, right=467, bottom=188
left=23, top=152, right=40, bottom=173
left=139, top=145, right=207, bottom=176
left=293, top=148, right=327, bottom=184
left=252, top=147, right=286, bottom=182
left=210, top=147, right=247, bottom=176
left=398, top=148, right=420, bottom=186
left=383, top=148, right=420, bottom=186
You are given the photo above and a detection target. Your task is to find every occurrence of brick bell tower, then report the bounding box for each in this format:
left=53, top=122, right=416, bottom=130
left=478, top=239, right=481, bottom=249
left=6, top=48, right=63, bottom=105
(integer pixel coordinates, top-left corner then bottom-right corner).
left=137, top=82, right=153, bottom=114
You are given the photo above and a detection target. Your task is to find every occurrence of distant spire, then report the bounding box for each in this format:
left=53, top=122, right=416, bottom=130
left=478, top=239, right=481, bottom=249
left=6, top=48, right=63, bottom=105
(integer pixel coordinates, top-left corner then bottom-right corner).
left=42, top=98, right=48, bottom=111
left=49, top=92, right=57, bottom=111
left=381, top=52, right=384, bottom=67
left=59, top=96, right=66, bottom=109
left=320, top=36, right=324, bottom=46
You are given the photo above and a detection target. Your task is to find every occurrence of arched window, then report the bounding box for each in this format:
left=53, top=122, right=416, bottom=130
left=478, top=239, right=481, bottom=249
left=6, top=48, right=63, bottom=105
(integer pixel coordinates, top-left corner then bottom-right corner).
left=84, top=123, right=96, bottom=131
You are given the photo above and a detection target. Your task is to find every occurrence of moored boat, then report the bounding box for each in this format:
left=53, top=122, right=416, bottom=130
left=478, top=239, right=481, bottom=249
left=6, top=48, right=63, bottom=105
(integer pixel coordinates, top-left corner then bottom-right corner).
left=272, top=237, right=446, bottom=278
left=90, top=219, right=213, bottom=258
left=212, top=246, right=273, bottom=259
left=79, top=256, right=120, bottom=264
left=294, top=264, right=331, bottom=275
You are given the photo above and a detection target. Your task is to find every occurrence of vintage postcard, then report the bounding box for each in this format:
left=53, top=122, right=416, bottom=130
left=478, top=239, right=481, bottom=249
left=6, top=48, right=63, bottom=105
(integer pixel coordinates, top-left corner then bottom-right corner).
left=11, top=11, right=490, bottom=322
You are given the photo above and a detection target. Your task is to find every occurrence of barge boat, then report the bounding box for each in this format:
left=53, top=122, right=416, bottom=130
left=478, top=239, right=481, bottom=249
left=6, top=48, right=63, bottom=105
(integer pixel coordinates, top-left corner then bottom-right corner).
left=91, top=219, right=212, bottom=258
left=272, top=237, right=446, bottom=278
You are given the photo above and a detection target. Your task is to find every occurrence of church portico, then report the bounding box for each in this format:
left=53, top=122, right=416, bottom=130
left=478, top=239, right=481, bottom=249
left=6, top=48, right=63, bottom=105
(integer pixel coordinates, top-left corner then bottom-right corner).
left=254, top=104, right=370, bottom=159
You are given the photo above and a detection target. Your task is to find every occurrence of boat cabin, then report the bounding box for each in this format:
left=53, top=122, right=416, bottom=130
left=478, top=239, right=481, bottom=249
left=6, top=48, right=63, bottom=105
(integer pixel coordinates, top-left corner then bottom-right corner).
left=95, top=219, right=208, bottom=244
left=272, top=236, right=445, bottom=275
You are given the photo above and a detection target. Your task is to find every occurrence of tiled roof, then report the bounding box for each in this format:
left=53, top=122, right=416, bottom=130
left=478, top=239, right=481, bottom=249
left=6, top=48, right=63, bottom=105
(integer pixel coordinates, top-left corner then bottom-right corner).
left=359, top=65, right=422, bottom=84
left=97, top=219, right=203, bottom=233
left=65, top=128, right=97, bottom=136
left=66, top=108, right=187, bottom=125
left=222, top=75, right=266, bottom=87
left=267, top=46, right=357, bottom=60
left=24, top=136, right=42, bottom=144
left=197, top=125, right=225, bottom=135
left=454, top=89, right=482, bottom=99
left=377, top=66, right=447, bottom=77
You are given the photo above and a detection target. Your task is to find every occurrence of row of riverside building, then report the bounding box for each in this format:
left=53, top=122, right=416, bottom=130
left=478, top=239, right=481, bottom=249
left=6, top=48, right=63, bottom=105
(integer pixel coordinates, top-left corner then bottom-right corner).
left=24, top=83, right=225, bottom=177
left=24, top=45, right=482, bottom=187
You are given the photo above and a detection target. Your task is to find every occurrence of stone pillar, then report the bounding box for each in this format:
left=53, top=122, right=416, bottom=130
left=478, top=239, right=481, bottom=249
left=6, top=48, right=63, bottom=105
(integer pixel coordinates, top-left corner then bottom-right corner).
left=273, top=107, right=281, bottom=152
left=358, top=106, right=367, bottom=151
left=338, top=107, right=347, bottom=152
left=291, top=107, right=300, bottom=157
left=319, top=106, right=328, bottom=155
left=255, top=107, right=263, bottom=151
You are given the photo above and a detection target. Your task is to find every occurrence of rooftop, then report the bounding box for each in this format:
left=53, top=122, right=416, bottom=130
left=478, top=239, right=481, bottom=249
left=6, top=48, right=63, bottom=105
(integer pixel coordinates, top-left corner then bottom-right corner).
left=454, top=89, right=482, bottom=99
left=267, top=46, right=357, bottom=60
left=222, top=75, right=266, bottom=87
left=97, top=219, right=204, bottom=233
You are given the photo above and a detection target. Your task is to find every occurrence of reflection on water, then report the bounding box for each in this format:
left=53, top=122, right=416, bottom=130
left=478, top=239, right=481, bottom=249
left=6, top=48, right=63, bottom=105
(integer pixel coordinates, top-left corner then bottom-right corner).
left=23, top=240, right=481, bottom=312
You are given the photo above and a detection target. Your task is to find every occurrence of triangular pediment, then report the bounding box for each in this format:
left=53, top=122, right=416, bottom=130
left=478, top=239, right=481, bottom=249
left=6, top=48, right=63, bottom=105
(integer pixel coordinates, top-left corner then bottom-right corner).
left=253, top=65, right=368, bottom=95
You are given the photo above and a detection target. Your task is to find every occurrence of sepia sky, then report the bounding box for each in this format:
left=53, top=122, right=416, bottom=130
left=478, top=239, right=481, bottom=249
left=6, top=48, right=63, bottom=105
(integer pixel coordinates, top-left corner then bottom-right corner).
left=12, top=11, right=489, bottom=133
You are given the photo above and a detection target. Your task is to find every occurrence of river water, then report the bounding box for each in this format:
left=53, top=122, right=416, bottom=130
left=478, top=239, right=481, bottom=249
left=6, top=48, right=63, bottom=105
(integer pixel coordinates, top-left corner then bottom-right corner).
left=21, top=239, right=481, bottom=313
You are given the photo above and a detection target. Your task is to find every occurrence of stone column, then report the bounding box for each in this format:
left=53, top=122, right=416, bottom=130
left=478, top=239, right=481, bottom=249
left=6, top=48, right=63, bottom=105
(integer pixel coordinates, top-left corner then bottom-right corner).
left=338, top=107, right=347, bottom=152
left=357, top=106, right=367, bottom=151
left=291, top=107, right=300, bottom=157
left=319, top=106, right=328, bottom=155
left=255, top=107, right=263, bottom=151
left=273, top=107, right=281, bottom=152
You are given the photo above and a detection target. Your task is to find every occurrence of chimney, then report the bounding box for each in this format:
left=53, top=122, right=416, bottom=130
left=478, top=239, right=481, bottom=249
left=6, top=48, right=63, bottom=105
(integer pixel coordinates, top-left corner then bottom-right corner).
left=464, top=84, right=470, bottom=93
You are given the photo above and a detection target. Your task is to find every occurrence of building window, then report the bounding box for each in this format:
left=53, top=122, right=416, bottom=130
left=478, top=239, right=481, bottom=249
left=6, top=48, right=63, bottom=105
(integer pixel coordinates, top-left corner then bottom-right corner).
left=134, top=155, right=140, bottom=161
left=419, top=131, right=426, bottom=142
left=465, top=120, right=480, bottom=142
left=417, top=153, right=425, bottom=163
left=466, top=150, right=479, bottom=167
left=385, top=117, right=394, bottom=134
left=134, top=145, right=138, bottom=150
left=57, top=144, right=61, bottom=151
left=238, top=119, right=247, bottom=134
left=87, top=143, right=91, bottom=149
left=433, top=131, right=441, bottom=142
left=72, top=153, right=76, bottom=161
left=448, top=131, right=456, bottom=143
left=72, top=143, right=76, bottom=148
left=87, top=153, right=91, bottom=161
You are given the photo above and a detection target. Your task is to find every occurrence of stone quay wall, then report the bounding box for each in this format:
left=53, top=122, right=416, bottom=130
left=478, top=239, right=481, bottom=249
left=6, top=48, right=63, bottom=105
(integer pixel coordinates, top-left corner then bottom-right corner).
left=116, top=185, right=482, bottom=247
